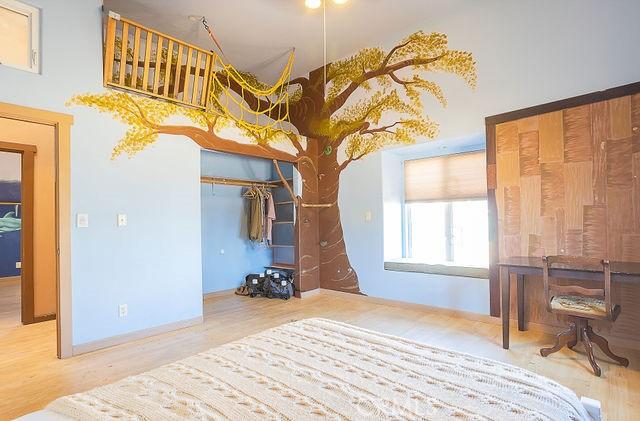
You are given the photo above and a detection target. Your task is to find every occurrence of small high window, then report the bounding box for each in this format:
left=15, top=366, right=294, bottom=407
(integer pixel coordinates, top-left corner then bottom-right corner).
left=0, top=0, right=40, bottom=73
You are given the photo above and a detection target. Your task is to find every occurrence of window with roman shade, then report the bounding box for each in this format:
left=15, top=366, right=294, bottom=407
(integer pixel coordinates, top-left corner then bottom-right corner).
left=404, top=151, right=487, bottom=202
left=402, top=150, right=489, bottom=270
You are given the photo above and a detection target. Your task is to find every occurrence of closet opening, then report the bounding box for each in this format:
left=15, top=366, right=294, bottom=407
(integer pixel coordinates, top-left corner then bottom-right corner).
left=200, top=150, right=300, bottom=299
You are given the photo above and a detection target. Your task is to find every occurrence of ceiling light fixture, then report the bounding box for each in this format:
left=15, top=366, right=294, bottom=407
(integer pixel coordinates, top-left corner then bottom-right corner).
left=305, top=0, right=322, bottom=9
left=333, top=0, right=349, bottom=4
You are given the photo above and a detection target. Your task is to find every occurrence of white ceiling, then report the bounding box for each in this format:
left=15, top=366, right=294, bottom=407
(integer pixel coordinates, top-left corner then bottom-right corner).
left=103, top=0, right=464, bottom=82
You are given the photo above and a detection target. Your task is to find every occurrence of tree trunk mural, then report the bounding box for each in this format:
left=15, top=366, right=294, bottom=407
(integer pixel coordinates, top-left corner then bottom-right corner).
left=72, top=30, right=476, bottom=295
left=317, top=144, right=361, bottom=293
left=294, top=141, right=321, bottom=293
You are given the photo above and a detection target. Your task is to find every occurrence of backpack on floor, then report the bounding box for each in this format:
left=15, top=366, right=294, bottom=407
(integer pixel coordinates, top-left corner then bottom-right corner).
left=264, top=273, right=294, bottom=300
left=245, top=273, right=266, bottom=297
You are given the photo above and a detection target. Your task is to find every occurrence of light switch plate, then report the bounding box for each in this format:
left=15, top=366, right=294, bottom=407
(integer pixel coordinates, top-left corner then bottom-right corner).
left=77, top=213, right=89, bottom=228
left=364, top=210, right=372, bottom=222
left=15, top=261, right=21, bottom=269
left=118, top=304, right=128, bottom=318
left=117, top=214, right=127, bottom=227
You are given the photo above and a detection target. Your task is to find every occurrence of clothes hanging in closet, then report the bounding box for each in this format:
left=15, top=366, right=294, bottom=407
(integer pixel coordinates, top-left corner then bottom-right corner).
left=243, top=186, right=274, bottom=243
left=265, top=193, right=276, bottom=245
left=248, top=189, right=263, bottom=241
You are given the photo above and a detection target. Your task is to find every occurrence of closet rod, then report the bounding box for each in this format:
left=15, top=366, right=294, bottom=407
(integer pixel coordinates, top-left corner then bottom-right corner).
left=200, top=176, right=282, bottom=188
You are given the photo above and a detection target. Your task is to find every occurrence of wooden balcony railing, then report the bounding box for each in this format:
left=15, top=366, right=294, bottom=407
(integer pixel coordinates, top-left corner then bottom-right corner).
left=103, top=12, right=213, bottom=109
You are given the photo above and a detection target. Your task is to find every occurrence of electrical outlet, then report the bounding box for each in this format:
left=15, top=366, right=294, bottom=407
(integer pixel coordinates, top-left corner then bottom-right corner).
left=118, top=304, right=128, bottom=318
left=15, top=261, right=21, bottom=269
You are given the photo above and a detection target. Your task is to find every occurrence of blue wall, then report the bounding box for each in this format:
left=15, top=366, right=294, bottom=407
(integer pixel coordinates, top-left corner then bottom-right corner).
left=0, top=181, right=21, bottom=278
left=340, top=134, right=491, bottom=314
left=0, top=0, right=203, bottom=346
left=201, top=151, right=272, bottom=293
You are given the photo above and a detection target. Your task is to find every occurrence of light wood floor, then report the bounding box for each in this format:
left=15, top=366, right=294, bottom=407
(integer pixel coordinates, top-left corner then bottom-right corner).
left=1, top=280, right=639, bottom=420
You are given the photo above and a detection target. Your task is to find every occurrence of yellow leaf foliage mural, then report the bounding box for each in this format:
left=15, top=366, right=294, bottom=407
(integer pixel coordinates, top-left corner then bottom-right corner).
left=71, top=30, right=476, bottom=295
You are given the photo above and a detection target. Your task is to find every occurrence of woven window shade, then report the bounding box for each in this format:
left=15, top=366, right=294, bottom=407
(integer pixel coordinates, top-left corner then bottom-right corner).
left=404, top=151, right=487, bottom=202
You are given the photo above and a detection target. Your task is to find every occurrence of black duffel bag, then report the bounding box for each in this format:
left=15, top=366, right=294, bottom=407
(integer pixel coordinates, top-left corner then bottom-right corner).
left=264, top=273, right=294, bottom=300
left=245, top=273, right=266, bottom=297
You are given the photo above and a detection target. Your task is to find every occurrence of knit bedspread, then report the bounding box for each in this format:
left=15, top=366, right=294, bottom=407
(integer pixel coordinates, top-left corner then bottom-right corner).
left=47, top=318, right=589, bottom=420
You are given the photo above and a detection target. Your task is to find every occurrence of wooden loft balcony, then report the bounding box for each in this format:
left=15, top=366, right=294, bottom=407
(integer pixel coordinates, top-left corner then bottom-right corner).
left=103, top=12, right=213, bottom=109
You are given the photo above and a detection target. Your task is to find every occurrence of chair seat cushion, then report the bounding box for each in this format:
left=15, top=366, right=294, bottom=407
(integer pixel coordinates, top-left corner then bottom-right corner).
left=550, top=295, right=607, bottom=317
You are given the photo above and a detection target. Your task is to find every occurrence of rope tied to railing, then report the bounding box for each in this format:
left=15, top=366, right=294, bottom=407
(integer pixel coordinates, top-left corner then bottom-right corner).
left=200, top=16, right=296, bottom=135
left=201, top=17, right=227, bottom=60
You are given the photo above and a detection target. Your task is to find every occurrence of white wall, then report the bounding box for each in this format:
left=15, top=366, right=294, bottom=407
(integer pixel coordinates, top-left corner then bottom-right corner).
left=341, top=136, right=490, bottom=314
left=0, top=0, right=203, bottom=345
left=394, top=0, right=640, bottom=140
left=336, top=0, right=640, bottom=314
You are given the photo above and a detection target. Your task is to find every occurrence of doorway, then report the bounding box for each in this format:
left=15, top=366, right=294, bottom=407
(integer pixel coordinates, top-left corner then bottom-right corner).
left=0, top=102, right=72, bottom=358
left=0, top=141, right=56, bottom=327
left=0, top=151, right=22, bottom=326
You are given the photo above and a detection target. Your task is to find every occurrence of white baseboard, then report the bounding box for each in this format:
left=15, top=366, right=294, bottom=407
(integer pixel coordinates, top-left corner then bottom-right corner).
left=72, top=316, right=203, bottom=356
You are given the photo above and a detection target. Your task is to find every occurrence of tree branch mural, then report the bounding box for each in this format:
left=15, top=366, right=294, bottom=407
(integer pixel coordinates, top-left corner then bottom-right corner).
left=71, top=30, right=476, bottom=294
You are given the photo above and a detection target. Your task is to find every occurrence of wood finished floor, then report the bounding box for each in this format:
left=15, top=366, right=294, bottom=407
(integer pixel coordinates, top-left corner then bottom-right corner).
left=1, top=278, right=639, bottom=420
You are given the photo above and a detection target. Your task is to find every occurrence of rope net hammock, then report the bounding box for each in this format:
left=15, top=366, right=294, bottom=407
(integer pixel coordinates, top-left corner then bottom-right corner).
left=202, top=18, right=295, bottom=134
left=207, top=51, right=295, bottom=134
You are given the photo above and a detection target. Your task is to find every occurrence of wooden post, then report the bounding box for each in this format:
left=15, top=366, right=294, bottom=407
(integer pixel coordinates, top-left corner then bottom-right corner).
left=173, top=44, right=184, bottom=98
left=201, top=55, right=212, bottom=107
left=192, top=52, right=203, bottom=105
left=142, top=32, right=152, bottom=91
left=183, top=48, right=193, bottom=102
left=118, top=22, right=129, bottom=86
left=103, top=16, right=117, bottom=86
left=500, top=265, right=510, bottom=349
left=20, top=150, right=35, bottom=324
left=163, top=40, right=174, bottom=97
left=152, top=36, right=164, bottom=94
left=517, top=274, right=525, bottom=331
left=131, top=27, right=141, bottom=88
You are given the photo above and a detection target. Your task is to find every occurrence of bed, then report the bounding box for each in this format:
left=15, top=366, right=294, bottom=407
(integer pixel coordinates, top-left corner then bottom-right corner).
left=22, top=318, right=596, bottom=420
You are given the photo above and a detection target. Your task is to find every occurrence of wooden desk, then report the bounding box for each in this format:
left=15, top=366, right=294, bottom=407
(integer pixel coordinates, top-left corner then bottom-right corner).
left=498, top=257, right=640, bottom=349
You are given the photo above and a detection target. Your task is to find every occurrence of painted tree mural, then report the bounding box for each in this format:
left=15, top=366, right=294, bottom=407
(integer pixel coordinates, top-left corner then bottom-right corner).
left=72, top=30, right=476, bottom=294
